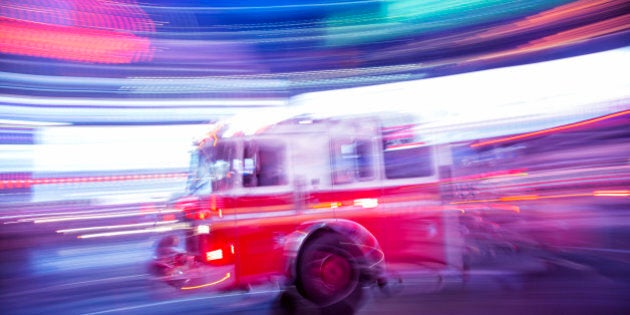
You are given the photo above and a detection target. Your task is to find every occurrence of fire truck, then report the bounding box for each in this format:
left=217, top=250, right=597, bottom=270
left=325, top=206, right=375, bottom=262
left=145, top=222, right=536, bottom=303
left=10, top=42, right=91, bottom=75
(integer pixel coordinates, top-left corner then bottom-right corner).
left=150, top=49, right=630, bottom=310
left=150, top=98, right=630, bottom=310
left=150, top=107, right=469, bottom=308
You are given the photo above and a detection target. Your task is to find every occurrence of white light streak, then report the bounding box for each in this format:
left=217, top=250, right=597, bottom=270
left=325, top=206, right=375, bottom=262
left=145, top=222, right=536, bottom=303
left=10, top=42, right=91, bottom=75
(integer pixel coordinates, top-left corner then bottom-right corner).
left=286, top=46, right=630, bottom=142
left=77, top=226, right=175, bottom=239
left=0, top=94, right=287, bottom=107
left=354, top=198, right=379, bottom=208
left=56, top=220, right=178, bottom=234
left=30, top=209, right=180, bottom=224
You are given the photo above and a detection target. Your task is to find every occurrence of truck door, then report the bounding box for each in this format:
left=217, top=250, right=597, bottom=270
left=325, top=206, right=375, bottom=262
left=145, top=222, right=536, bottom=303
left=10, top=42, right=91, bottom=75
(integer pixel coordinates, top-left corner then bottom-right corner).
left=377, top=121, right=450, bottom=272
left=234, top=137, right=293, bottom=280
left=328, top=119, right=386, bottom=242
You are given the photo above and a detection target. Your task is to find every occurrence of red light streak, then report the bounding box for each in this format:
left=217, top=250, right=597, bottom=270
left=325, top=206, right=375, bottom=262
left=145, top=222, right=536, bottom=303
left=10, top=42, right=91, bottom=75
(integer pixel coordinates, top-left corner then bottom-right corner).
left=471, top=110, right=630, bottom=148
left=0, top=0, right=156, bottom=64
left=0, top=17, right=153, bottom=64
left=0, top=172, right=188, bottom=190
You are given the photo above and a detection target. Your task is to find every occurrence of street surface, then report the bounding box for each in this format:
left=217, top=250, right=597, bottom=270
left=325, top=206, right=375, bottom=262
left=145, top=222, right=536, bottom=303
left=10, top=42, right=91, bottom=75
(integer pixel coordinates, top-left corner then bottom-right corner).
left=2, top=225, right=629, bottom=315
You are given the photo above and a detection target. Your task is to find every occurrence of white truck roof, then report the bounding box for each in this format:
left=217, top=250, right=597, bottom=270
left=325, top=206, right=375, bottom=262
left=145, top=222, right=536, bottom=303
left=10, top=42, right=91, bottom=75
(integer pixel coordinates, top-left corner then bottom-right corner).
left=212, top=47, right=630, bottom=143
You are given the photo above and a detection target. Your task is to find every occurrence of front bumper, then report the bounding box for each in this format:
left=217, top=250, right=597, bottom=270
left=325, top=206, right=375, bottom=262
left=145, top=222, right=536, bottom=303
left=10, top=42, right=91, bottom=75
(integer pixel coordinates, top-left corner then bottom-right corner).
left=149, top=235, right=235, bottom=291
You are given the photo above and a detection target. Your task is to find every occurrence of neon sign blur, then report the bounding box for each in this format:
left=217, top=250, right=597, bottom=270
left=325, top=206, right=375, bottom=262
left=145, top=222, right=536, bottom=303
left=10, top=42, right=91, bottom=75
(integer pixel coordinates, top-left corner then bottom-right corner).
left=0, top=0, right=155, bottom=63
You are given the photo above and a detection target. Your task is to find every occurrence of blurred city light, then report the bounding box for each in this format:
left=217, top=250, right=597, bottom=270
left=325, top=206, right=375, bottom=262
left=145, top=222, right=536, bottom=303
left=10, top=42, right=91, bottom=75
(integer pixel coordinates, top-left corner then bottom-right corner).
left=1, top=1, right=629, bottom=315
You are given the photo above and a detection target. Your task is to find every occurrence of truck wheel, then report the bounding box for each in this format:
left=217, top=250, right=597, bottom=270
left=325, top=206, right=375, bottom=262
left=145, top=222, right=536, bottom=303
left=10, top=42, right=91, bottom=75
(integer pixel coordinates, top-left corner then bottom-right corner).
left=296, top=232, right=362, bottom=310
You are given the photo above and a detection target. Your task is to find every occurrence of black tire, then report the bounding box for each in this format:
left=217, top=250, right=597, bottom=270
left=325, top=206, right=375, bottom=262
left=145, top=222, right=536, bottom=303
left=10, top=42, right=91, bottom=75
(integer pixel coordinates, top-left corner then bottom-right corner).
left=296, top=231, right=363, bottom=312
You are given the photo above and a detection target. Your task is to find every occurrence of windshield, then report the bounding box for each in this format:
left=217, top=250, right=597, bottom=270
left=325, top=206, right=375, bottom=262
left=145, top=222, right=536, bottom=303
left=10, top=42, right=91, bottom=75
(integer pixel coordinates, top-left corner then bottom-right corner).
left=186, top=141, right=236, bottom=194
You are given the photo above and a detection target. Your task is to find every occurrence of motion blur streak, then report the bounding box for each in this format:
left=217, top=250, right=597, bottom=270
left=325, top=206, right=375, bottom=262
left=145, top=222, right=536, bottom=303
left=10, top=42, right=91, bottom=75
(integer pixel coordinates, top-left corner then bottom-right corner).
left=56, top=220, right=178, bottom=234
left=77, top=226, right=176, bottom=239
left=467, top=0, right=627, bottom=43
left=454, top=191, right=629, bottom=204
left=0, top=0, right=155, bottom=63
left=180, top=273, right=231, bottom=290
left=0, top=17, right=153, bottom=64
left=471, top=109, right=630, bottom=147
left=26, top=209, right=177, bottom=224
left=0, top=172, right=187, bottom=190
left=594, top=190, right=630, bottom=197
left=1, top=1, right=629, bottom=315
left=475, top=13, right=630, bottom=61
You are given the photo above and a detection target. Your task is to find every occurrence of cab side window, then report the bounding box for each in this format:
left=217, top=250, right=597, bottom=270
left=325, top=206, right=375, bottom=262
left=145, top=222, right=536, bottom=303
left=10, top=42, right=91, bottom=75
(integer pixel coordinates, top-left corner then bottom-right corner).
left=382, top=125, right=434, bottom=179
left=243, top=140, right=287, bottom=187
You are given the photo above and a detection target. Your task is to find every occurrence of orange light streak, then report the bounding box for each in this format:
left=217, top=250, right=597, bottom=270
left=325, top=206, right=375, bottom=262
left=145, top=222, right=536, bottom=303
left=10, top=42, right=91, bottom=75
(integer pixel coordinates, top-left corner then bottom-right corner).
left=452, top=191, right=603, bottom=205
left=499, top=195, right=539, bottom=201
left=517, top=0, right=613, bottom=26
left=465, top=1, right=630, bottom=63
left=180, top=273, right=231, bottom=290
left=472, top=110, right=630, bottom=148
left=525, top=14, right=630, bottom=50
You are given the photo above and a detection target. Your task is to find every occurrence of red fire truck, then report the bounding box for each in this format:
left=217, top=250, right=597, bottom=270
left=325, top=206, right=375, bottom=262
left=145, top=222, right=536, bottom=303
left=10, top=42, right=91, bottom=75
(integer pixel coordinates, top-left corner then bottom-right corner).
left=150, top=108, right=470, bottom=308
left=150, top=101, right=630, bottom=310
left=149, top=48, right=630, bottom=311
